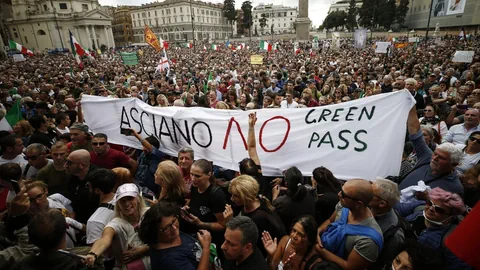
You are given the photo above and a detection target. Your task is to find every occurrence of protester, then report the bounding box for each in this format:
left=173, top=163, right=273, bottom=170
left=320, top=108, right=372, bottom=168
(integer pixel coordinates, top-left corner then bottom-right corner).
left=154, top=160, right=186, bottom=205
left=90, top=133, right=137, bottom=173
left=23, top=143, right=52, bottom=180
left=68, top=123, right=92, bottom=152
left=0, top=134, right=27, bottom=166
left=311, top=166, right=342, bottom=226
left=36, top=141, right=70, bottom=195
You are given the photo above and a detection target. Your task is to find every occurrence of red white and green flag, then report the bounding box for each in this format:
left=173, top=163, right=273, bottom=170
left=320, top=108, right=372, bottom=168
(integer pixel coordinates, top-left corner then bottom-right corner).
left=211, top=44, right=218, bottom=51
left=8, top=40, right=33, bottom=56
left=69, top=30, right=87, bottom=67
left=185, top=43, right=193, bottom=48
left=260, top=40, right=272, bottom=52
left=203, top=45, right=207, bottom=52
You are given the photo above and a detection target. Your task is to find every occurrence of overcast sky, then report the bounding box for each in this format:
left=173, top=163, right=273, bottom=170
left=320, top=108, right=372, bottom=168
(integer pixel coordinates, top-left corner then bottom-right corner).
left=98, top=0, right=336, bottom=27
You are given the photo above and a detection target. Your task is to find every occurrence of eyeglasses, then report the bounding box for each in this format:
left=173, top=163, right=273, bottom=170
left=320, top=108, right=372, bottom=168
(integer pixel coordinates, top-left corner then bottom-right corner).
left=424, top=109, right=433, bottom=112
left=340, top=189, right=361, bottom=201
left=426, top=199, right=450, bottom=215
left=92, top=142, right=106, bottom=146
left=469, top=136, right=480, bottom=143
left=29, top=192, right=45, bottom=202
left=159, top=216, right=179, bottom=233
left=24, top=154, right=40, bottom=161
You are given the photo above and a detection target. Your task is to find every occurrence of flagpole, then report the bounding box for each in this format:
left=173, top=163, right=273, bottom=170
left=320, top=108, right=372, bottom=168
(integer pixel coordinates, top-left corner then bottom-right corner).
left=190, top=0, right=195, bottom=51
left=424, top=0, right=434, bottom=43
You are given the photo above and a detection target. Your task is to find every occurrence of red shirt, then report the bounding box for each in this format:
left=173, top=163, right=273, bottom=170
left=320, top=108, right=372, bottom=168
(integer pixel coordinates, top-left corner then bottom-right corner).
left=90, top=148, right=131, bottom=170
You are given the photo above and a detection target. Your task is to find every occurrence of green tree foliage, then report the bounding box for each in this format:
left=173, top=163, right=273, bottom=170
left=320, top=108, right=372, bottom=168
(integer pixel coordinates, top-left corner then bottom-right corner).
left=223, top=0, right=237, bottom=36
left=395, top=0, right=409, bottom=26
left=241, top=1, right=253, bottom=33
left=322, top=10, right=347, bottom=31
left=259, top=13, right=267, bottom=33
left=346, top=0, right=358, bottom=31
left=358, top=0, right=375, bottom=28
left=377, top=0, right=396, bottom=29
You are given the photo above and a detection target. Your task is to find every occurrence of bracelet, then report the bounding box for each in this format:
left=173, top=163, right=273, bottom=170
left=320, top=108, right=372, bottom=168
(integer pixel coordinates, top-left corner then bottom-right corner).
left=87, top=251, right=98, bottom=260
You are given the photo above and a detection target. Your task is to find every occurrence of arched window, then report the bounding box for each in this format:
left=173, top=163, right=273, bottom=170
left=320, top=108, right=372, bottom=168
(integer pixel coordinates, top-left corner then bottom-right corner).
left=37, top=29, right=46, bottom=35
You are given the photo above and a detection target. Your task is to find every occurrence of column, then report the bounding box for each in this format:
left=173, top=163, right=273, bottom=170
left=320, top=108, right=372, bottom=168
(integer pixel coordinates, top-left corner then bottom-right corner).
left=295, top=0, right=312, bottom=41
left=75, top=26, right=81, bottom=44
left=91, top=25, right=99, bottom=49
left=85, top=25, right=92, bottom=49
left=109, top=27, right=115, bottom=47
left=103, top=25, right=110, bottom=48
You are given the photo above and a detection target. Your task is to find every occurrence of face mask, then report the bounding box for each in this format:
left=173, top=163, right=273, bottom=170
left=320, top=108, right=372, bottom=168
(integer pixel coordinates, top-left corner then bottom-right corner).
left=423, top=210, right=451, bottom=226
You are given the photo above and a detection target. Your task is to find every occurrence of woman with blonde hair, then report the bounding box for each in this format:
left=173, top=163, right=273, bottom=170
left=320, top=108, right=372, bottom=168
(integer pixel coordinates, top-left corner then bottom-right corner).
left=112, top=167, right=135, bottom=192
left=156, top=94, right=169, bottom=107
left=215, top=101, right=230, bottom=110
left=12, top=120, right=34, bottom=146
left=224, top=175, right=286, bottom=256
left=154, top=160, right=186, bottom=206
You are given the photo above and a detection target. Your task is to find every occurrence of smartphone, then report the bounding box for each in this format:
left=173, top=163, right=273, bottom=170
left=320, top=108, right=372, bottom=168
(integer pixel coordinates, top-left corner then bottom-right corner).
left=10, top=180, right=20, bottom=194
left=120, top=128, right=132, bottom=136
left=181, top=208, right=190, bottom=217
left=458, top=104, right=468, bottom=110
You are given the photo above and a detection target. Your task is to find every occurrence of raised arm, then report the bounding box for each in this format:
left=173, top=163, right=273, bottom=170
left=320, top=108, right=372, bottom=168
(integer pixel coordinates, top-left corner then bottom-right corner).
left=407, top=106, right=420, bottom=135
left=247, top=112, right=261, bottom=166
left=131, top=128, right=153, bottom=153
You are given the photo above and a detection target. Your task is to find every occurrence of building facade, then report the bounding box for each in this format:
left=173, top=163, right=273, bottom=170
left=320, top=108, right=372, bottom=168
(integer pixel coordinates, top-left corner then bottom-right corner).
left=130, top=0, right=231, bottom=43
left=406, top=0, right=480, bottom=31
left=327, top=0, right=363, bottom=14
left=252, top=4, right=298, bottom=35
left=111, top=6, right=134, bottom=47
left=4, top=0, right=114, bottom=52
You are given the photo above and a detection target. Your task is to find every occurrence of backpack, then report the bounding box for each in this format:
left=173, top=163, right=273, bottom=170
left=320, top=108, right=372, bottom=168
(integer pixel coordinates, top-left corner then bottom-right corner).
left=383, top=209, right=416, bottom=242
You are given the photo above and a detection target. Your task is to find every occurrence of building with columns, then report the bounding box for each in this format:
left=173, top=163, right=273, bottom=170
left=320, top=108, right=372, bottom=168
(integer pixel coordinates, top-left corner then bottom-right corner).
left=4, top=0, right=114, bottom=52
left=252, top=4, right=298, bottom=35
left=130, top=0, right=231, bottom=43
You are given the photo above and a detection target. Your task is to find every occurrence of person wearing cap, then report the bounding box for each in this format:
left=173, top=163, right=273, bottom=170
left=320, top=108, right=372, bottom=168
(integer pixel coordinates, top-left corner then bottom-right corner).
left=67, top=123, right=93, bottom=152
left=85, top=183, right=150, bottom=269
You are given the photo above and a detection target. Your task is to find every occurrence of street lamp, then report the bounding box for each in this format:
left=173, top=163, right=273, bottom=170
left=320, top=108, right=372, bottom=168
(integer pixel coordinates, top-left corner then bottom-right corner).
left=190, top=0, right=195, bottom=50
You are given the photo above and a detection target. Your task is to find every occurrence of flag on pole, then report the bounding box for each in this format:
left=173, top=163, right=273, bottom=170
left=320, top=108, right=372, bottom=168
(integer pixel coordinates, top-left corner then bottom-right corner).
left=211, top=44, right=218, bottom=51
left=156, top=48, right=170, bottom=73
left=260, top=40, right=272, bottom=51
left=185, top=43, right=193, bottom=48
left=294, top=43, right=300, bottom=54
left=144, top=25, right=162, bottom=51
left=9, top=40, right=34, bottom=56
left=5, top=99, right=23, bottom=129
left=203, top=45, right=207, bottom=52
left=69, top=30, right=86, bottom=68
left=459, top=27, right=467, bottom=44
left=204, top=72, right=213, bottom=94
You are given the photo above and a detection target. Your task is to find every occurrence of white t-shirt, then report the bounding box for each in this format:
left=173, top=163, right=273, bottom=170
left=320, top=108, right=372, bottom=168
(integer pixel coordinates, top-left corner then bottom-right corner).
left=57, top=126, right=70, bottom=134
left=66, top=217, right=83, bottom=248
left=280, top=100, right=299, bottom=109
left=86, top=199, right=116, bottom=245
left=0, top=154, right=27, bottom=168
left=24, top=159, right=53, bottom=179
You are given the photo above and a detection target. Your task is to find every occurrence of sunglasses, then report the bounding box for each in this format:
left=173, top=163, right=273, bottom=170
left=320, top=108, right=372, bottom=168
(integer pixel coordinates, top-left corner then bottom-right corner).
left=340, top=189, right=361, bottom=201
left=159, top=216, right=179, bottom=233
left=426, top=199, right=450, bottom=215
left=24, top=154, right=40, bottom=161
left=92, top=142, right=106, bottom=146
left=469, top=137, right=480, bottom=143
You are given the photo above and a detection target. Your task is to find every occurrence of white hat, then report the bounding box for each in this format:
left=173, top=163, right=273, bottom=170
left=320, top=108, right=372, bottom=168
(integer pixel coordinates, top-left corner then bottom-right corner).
left=115, top=183, right=139, bottom=201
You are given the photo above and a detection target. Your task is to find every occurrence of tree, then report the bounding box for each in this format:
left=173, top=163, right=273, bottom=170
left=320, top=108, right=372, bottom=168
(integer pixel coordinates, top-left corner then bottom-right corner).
left=346, top=0, right=358, bottom=31
left=377, top=0, right=396, bottom=29
left=259, top=13, right=267, bottom=34
left=223, top=0, right=237, bottom=37
left=358, top=0, right=375, bottom=28
left=241, top=1, right=253, bottom=36
left=322, top=10, right=347, bottom=31
left=395, top=0, right=409, bottom=26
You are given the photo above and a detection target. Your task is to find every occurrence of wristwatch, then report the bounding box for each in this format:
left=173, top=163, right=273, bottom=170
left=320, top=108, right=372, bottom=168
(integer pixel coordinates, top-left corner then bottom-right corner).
left=87, top=251, right=98, bottom=260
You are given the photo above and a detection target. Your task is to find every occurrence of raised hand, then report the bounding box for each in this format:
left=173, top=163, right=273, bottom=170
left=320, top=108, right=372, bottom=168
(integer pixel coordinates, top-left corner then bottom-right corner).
left=248, top=112, right=257, bottom=127
left=261, top=231, right=277, bottom=256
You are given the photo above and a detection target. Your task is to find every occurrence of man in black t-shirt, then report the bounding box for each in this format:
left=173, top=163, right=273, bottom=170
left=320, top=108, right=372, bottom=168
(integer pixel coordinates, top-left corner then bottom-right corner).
left=222, top=216, right=269, bottom=270
left=28, top=115, right=56, bottom=149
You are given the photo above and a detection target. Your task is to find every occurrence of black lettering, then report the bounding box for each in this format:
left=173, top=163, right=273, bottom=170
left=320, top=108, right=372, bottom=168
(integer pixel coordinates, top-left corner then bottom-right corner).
left=308, top=132, right=320, bottom=148
left=140, top=111, right=152, bottom=137
left=318, top=109, right=332, bottom=122
left=120, top=106, right=131, bottom=128
left=345, top=106, right=358, bottom=121
left=305, top=109, right=317, bottom=124
left=172, top=119, right=191, bottom=145
left=129, top=108, right=142, bottom=134
left=354, top=130, right=368, bottom=152
left=152, top=115, right=158, bottom=138
left=159, top=116, right=174, bottom=143
left=359, top=106, right=376, bottom=121
left=317, top=131, right=334, bottom=148
left=337, top=130, right=351, bottom=150
left=192, top=121, right=212, bottom=148
left=331, top=108, right=344, bottom=122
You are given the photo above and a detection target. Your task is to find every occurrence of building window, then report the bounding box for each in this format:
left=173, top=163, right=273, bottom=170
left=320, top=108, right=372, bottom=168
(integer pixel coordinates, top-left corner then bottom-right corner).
left=133, top=21, right=136, bottom=27
left=175, top=17, right=177, bottom=22
left=82, top=4, right=88, bottom=11
left=137, top=14, right=140, bottom=18
left=162, top=18, right=165, bottom=24
left=43, top=4, right=47, bottom=11
left=59, top=3, right=67, bottom=9
left=174, top=8, right=176, bottom=13
left=24, top=36, right=28, bottom=43
left=180, top=7, right=183, bottom=12
left=148, top=11, right=150, bottom=17
left=284, top=23, right=286, bottom=27
left=156, top=19, right=159, bottom=26
left=290, top=12, right=293, bottom=15
left=155, top=11, right=157, bottom=16
left=168, top=18, right=171, bottom=23
left=37, top=29, right=46, bottom=35
left=162, top=10, right=164, bottom=15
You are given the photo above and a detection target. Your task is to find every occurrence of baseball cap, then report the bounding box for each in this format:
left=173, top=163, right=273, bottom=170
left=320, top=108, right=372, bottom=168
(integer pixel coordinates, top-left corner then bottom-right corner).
left=70, top=123, right=89, bottom=134
left=115, top=183, right=139, bottom=201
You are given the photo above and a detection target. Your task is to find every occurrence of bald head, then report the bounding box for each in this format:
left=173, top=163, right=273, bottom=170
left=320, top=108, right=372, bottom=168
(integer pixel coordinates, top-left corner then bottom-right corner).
left=344, top=179, right=374, bottom=205
left=69, top=149, right=91, bottom=164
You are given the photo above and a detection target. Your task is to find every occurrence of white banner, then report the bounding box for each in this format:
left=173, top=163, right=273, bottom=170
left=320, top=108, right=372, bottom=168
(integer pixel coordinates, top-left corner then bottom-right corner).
left=375, top=42, right=391, bottom=53
left=452, top=51, right=474, bottom=63
left=81, top=91, right=415, bottom=179
left=13, top=54, right=25, bottom=62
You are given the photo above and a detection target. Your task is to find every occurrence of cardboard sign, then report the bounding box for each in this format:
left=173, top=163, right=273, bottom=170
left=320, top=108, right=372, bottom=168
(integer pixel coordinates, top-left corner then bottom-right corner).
left=13, top=54, right=25, bottom=62
left=375, top=42, right=391, bottom=53
left=81, top=91, right=415, bottom=179
left=250, top=55, right=264, bottom=65
left=452, top=51, right=474, bottom=63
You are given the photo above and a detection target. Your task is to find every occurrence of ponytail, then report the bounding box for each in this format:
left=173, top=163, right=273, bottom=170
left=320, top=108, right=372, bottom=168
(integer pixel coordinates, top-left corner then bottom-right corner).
left=258, top=194, right=275, bottom=212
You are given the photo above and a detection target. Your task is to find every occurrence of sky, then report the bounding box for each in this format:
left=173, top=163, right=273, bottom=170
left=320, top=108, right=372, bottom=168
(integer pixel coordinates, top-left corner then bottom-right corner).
left=98, top=0, right=336, bottom=28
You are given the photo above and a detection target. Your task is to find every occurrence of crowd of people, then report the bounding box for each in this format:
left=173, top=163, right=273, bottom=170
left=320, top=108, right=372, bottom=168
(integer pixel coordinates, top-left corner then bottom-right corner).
left=0, top=33, right=479, bottom=270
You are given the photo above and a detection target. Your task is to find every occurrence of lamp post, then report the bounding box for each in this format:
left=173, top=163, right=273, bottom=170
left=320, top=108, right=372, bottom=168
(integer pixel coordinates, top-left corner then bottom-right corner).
left=425, top=0, right=435, bottom=43
left=190, top=0, right=195, bottom=50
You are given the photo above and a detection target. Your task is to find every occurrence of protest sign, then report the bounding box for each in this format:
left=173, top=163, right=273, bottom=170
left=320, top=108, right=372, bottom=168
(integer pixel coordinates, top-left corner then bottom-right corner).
left=250, top=55, right=263, bottom=65
left=375, top=42, right=391, bottom=53
left=452, top=51, right=474, bottom=63
left=81, top=91, right=415, bottom=180
left=13, top=54, right=25, bottom=62
left=394, top=43, right=408, bottom=49
left=408, top=37, right=419, bottom=43
left=120, top=52, right=139, bottom=65
left=354, top=29, right=367, bottom=48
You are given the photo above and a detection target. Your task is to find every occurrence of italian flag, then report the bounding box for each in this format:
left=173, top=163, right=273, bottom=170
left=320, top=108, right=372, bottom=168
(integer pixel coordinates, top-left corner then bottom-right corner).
left=69, top=30, right=86, bottom=68
left=185, top=43, right=193, bottom=48
left=211, top=44, right=218, bottom=50
left=203, top=45, right=207, bottom=52
left=294, top=44, right=300, bottom=54
left=260, top=40, right=272, bottom=52
left=9, top=40, right=34, bottom=56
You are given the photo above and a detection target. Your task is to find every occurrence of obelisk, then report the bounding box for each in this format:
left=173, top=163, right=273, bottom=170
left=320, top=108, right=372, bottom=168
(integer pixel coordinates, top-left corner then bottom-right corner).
left=296, top=0, right=311, bottom=41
